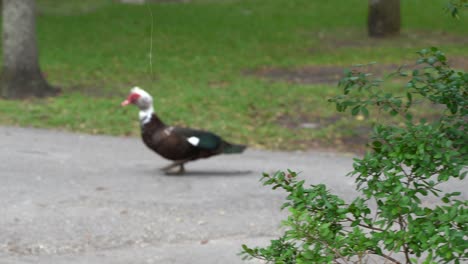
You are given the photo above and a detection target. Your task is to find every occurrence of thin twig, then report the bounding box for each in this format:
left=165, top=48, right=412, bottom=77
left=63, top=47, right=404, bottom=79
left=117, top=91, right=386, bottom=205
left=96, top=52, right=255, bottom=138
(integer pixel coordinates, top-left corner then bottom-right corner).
left=369, top=251, right=402, bottom=264
left=346, top=217, right=385, bottom=232
left=398, top=216, right=411, bottom=264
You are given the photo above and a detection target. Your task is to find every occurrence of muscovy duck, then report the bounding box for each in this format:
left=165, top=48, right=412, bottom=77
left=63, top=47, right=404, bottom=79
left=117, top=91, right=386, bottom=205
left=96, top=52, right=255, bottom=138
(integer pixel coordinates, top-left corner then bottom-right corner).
left=122, top=87, right=246, bottom=174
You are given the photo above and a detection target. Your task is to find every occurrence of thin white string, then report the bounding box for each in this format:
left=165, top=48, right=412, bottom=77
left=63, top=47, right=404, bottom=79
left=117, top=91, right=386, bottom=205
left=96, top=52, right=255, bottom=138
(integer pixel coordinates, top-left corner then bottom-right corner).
left=146, top=3, right=154, bottom=80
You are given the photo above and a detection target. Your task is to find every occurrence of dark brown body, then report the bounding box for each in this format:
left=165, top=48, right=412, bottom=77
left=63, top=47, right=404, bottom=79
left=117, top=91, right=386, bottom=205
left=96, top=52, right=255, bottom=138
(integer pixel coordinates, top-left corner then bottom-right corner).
left=141, top=114, right=225, bottom=162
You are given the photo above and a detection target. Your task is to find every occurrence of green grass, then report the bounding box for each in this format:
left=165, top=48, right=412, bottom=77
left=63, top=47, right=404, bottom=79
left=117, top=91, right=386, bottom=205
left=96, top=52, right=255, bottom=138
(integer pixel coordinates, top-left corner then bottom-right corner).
left=0, top=0, right=467, bottom=151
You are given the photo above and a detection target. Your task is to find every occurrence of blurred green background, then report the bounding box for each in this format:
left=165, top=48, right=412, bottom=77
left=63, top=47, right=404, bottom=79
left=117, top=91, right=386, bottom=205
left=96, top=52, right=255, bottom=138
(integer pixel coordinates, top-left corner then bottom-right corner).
left=0, top=0, right=466, bottom=152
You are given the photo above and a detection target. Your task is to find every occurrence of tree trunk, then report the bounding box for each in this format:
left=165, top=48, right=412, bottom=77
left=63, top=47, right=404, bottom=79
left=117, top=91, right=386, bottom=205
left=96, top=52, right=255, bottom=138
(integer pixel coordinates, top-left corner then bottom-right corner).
left=368, top=0, right=401, bottom=38
left=1, top=0, right=58, bottom=99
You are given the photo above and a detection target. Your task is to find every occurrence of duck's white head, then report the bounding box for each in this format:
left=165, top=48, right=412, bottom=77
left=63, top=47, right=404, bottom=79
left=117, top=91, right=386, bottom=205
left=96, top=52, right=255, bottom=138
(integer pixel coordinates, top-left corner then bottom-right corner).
left=122, top=87, right=154, bottom=125
left=121, top=86, right=153, bottom=110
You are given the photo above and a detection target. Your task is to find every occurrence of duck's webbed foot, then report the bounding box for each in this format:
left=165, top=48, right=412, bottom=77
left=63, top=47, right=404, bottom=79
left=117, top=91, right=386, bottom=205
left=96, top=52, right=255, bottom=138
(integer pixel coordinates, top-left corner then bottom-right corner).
left=175, top=164, right=185, bottom=175
left=160, top=160, right=188, bottom=175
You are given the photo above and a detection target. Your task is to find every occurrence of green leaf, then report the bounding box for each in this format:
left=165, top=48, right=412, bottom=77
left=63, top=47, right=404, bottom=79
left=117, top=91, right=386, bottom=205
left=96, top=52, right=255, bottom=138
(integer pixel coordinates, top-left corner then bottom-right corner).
left=351, top=105, right=360, bottom=116
left=361, top=106, right=369, bottom=118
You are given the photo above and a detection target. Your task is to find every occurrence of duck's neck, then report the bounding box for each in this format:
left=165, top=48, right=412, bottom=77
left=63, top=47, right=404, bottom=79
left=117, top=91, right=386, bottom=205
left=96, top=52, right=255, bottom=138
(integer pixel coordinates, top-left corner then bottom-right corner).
left=139, top=106, right=155, bottom=126
left=139, top=106, right=165, bottom=129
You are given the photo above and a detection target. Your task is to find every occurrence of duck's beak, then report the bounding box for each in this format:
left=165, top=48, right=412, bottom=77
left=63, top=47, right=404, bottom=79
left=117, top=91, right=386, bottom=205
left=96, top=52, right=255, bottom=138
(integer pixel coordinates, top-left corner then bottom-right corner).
left=121, top=99, right=130, bottom=106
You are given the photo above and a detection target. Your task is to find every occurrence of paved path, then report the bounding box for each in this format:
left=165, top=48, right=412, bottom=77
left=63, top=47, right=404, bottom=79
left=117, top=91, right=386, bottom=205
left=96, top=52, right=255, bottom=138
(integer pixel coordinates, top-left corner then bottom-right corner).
left=0, top=126, right=465, bottom=264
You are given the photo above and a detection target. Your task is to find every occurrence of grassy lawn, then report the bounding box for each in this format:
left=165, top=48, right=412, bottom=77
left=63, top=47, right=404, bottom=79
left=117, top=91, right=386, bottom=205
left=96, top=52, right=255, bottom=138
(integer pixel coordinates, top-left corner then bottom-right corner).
left=0, top=0, right=467, bottom=152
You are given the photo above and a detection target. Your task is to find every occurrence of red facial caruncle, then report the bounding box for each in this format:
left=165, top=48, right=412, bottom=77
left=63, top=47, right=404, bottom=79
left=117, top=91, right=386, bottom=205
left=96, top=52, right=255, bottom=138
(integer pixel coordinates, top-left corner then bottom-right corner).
left=121, top=93, right=141, bottom=106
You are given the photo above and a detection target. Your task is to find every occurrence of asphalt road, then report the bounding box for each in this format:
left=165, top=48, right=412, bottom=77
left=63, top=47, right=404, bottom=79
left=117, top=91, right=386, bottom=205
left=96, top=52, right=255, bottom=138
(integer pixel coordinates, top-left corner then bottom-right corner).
left=0, top=126, right=465, bottom=264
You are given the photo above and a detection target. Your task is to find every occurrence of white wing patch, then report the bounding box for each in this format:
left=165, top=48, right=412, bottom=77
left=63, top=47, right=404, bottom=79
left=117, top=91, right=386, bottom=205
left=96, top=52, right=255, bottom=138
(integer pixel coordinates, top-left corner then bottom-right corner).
left=187, top=136, right=200, bottom=146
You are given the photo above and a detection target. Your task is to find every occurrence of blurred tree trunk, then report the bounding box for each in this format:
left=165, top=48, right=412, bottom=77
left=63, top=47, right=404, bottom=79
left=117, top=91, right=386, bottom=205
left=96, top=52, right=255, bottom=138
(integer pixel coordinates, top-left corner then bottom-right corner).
left=1, top=0, right=58, bottom=99
left=368, top=0, right=401, bottom=38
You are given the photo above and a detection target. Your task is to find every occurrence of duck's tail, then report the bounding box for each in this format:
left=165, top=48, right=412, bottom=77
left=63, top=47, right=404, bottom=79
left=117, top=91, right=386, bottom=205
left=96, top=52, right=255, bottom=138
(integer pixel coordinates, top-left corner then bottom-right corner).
left=223, top=142, right=247, bottom=154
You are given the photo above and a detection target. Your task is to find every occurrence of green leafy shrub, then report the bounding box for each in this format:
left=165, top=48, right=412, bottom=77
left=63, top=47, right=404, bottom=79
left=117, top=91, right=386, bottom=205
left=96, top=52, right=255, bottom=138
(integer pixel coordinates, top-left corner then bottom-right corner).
left=241, top=48, right=467, bottom=264
left=446, top=0, right=468, bottom=18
